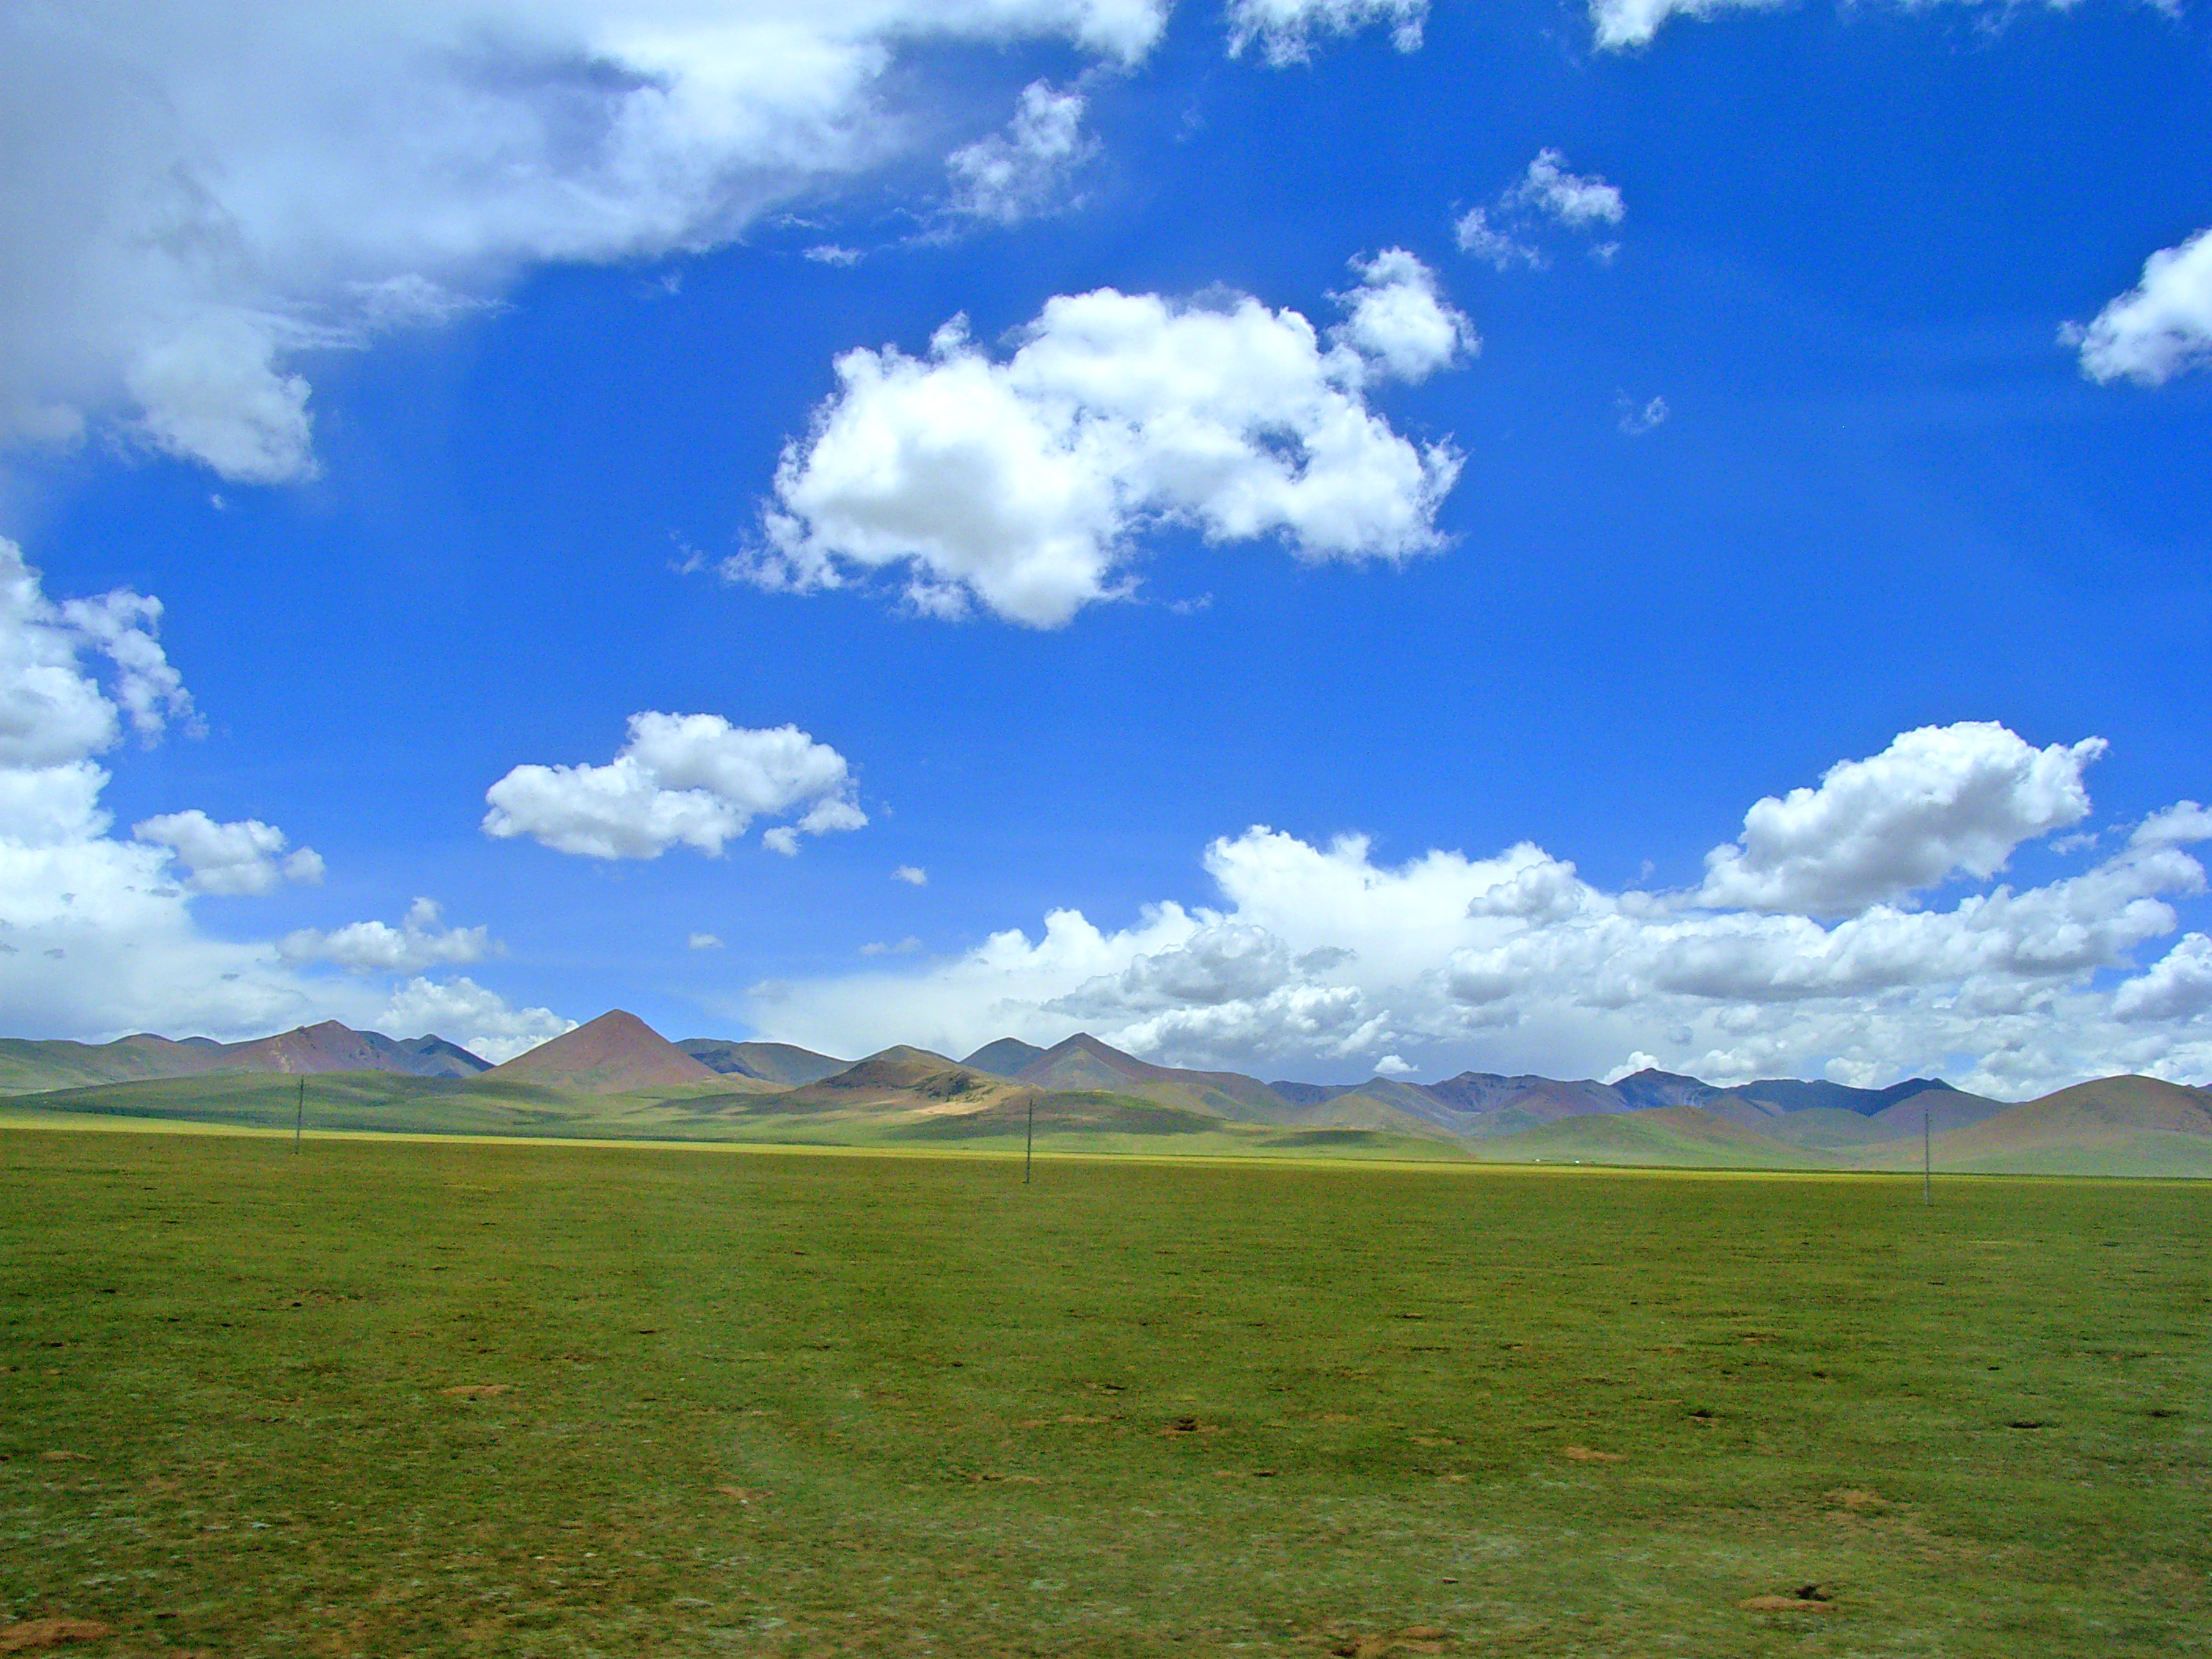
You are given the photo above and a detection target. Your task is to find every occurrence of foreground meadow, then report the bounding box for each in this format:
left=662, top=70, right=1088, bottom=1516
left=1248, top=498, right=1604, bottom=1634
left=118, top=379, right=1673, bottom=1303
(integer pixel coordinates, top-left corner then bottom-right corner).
left=2, top=1127, right=2205, bottom=1657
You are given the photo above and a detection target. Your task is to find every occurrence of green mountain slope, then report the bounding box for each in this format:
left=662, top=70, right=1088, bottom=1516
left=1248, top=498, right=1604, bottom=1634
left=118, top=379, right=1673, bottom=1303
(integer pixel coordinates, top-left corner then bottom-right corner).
left=1012, top=1034, right=1285, bottom=1120
left=677, top=1038, right=847, bottom=1086
left=1470, top=1106, right=1836, bottom=1170
left=1859, top=1075, right=2212, bottom=1177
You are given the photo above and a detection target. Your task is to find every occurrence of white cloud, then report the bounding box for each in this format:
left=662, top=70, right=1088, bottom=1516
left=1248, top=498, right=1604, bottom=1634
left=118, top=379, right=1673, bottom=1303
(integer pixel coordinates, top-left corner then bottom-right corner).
left=894, top=864, right=928, bottom=885
left=1616, top=393, right=1668, bottom=434
left=1696, top=723, right=2104, bottom=916
left=742, top=252, right=1469, bottom=627
left=1373, top=1053, right=1414, bottom=1075
left=1331, top=248, right=1478, bottom=383
left=739, top=721, right=2212, bottom=1097
left=0, top=1, right=1169, bottom=482
left=0, top=540, right=193, bottom=767
left=377, top=975, right=575, bottom=1065
left=0, top=539, right=564, bottom=1048
left=133, top=810, right=324, bottom=896
left=690, top=932, right=724, bottom=950
left=280, top=898, right=491, bottom=973
left=1591, top=0, right=2105, bottom=51
left=2070, top=226, right=2212, bottom=386
left=1455, top=152, right=1624, bottom=271
left=1510, top=150, right=1625, bottom=229
left=1452, top=209, right=1542, bottom=273
left=860, top=936, right=923, bottom=955
left=1226, top=0, right=1429, bottom=63
left=1591, top=0, right=1789, bottom=50
left=947, top=81, right=1096, bottom=225
left=483, top=712, right=865, bottom=859
left=2113, top=932, right=2212, bottom=1023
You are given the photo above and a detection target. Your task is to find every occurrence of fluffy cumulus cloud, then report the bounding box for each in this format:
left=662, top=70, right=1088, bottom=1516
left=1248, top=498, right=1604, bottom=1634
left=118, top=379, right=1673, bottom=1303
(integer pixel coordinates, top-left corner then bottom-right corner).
left=1456, top=151, right=1624, bottom=271
left=2069, top=227, right=2212, bottom=386
left=280, top=898, right=491, bottom=973
left=132, top=811, right=324, bottom=895
left=1225, top=0, right=1429, bottom=62
left=0, top=0, right=1168, bottom=482
left=1511, top=150, right=1625, bottom=228
left=947, top=81, right=1096, bottom=224
left=0, top=536, right=566, bottom=1049
left=1695, top=723, right=2104, bottom=917
left=1589, top=0, right=1781, bottom=50
left=482, top=712, right=865, bottom=859
left=741, top=251, right=1470, bottom=626
left=376, top=976, right=574, bottom=1066
left=741, top=720, right=2212, bottom=1098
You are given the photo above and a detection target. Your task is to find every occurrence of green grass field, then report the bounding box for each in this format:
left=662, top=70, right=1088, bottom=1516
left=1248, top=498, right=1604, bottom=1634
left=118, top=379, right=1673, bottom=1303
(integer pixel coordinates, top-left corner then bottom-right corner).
left=3, top=1123, right=2207, bottom=1657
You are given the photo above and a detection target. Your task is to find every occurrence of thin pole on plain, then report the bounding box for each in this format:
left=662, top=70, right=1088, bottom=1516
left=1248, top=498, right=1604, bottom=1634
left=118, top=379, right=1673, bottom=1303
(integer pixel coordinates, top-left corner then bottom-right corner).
left=1922, top=1105, right=1931, bottom=1206
left=295, top=1077, right=305, bottom=1153
left=1025, top=1097, right=1034, bottom=1185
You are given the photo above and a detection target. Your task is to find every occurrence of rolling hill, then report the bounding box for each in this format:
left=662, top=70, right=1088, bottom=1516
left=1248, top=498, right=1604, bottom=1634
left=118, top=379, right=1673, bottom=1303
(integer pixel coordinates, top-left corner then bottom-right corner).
left=961, top=1038, right=1047, bottom=1078
left=1010, top=1033, right=1288, bottom=1120
left=0, top=1021, right=488, bottom=1094
left=676, top=1038, right=848, bottom=1086
left=1469, top=1105, right=1835, bottom=1170
left=486, top=1011, right=717, bottom=1095
left=1881, top=1075, right=2212, bottom=1177
left=8, top=1011, right=2211, bottom=1175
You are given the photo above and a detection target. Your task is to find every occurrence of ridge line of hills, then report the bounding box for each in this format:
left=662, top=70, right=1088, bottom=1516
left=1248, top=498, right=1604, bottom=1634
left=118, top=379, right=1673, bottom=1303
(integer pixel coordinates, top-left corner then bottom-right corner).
left=3, top=1010, right=2209, bottom=1177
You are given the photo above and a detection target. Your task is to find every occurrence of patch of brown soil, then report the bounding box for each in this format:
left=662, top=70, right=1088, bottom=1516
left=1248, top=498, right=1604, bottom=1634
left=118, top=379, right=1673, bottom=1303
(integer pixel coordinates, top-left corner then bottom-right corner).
left=1161, top=1415, right=1221, bottom=1437
left=37, top=1452, right=88, bottom=1463
left=441, top=1384, right=510, bottom=1399
left=1740, top=1586, right=1836, bottom=1613
left=1325, top=1624, right=1449, bottom=1656
left=0, top=1619, right=111, bottom=1651
left=1562, top=1445, right=1622, bottom=1463
left=1825, top=1488, right=1887, bottom=1511
left=715, top=1485, right=771, bottom=1504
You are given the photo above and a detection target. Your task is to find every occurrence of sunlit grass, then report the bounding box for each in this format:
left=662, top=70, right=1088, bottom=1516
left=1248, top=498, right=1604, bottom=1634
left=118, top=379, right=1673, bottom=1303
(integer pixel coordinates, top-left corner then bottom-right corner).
left=3, top=1126, right=2205, bottom=1656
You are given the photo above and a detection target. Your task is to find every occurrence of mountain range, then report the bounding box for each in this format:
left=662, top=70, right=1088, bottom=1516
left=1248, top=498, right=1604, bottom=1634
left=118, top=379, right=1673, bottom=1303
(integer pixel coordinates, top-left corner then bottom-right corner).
left=4, top=1012, right=2209, bottom=1177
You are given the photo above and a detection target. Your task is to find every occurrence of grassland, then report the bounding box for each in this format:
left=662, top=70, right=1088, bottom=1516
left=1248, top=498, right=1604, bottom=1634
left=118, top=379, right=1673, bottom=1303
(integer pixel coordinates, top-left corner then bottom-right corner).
left=0, top=1075, right=1470, bottom=1163
left=3, top=1123, right=2207, bottom=1657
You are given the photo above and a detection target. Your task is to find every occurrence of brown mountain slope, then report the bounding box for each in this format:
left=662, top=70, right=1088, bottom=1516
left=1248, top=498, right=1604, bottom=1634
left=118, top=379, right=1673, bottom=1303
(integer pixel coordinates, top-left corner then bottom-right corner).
left=1884, top=1075, right=2212, bottom=1176
left=1012, top=1034, right=1284, bottom=1120
left=488, top=1011, right=716, bottom=1095
left=775, top=1047, right=1011, bottom=1111
left=676, top=1038, right=847, bottom=1086
left=0, top=1024, right=488, bottom=1093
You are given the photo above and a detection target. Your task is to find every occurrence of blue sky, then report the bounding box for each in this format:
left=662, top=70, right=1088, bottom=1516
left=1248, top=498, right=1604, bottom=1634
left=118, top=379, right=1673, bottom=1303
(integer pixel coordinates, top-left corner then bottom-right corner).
left=3, top=0, right=2210, bottom=1095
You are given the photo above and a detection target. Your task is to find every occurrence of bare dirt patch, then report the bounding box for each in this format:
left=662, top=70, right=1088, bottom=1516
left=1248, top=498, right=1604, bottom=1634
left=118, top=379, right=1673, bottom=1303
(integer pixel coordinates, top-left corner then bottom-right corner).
left=1562, top=1445, right=1622, bottom=1463
left=1826, top=1488, right=1887, bottom=1511
left=440, top=1384, right=510, bottom=1399
left=1324, top=1623, right=1449, bottom=1656
left=0, top=1619, right=111, bottom=1652
left=715, top=1485, right=771, bottom=1504
left=1741, top=1585, right=1836, bottom=1613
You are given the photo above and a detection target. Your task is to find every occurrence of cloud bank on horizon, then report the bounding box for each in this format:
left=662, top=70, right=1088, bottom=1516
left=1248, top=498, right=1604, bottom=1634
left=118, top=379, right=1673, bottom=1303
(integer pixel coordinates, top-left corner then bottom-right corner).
left=0, top=540, right=568, bottom=1061
left=739, top=722, right=2212, bottom=1098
